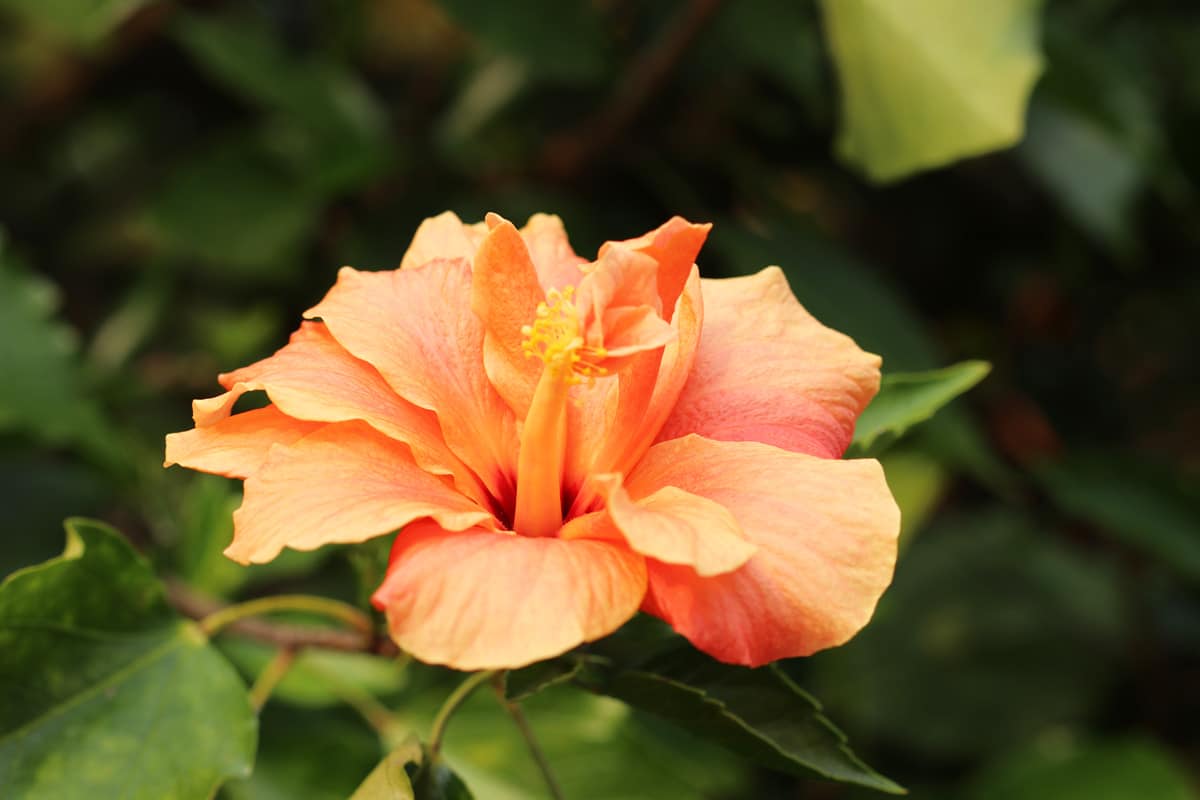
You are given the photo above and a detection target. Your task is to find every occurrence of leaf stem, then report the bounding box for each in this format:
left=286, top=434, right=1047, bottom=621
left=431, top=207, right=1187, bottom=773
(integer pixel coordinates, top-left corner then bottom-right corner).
left=492, top=675, right=566, bottom=800
left=198, top=593, right=373, bottom=639
left=248, top=647, right=298, bottom=712
left=428, top=670, right=497, bottom=759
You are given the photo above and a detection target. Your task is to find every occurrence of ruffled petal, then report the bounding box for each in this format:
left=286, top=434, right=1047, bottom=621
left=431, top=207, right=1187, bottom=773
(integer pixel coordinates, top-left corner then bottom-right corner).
left=586, top=474, right=756, bottom=577
left=628, top=435, right=899, bottom=666
left=164, top=405, right=320, bottom=479
left=658, top=267, right=880, bottom=459
left=470, top=214, right=546, bottom=417
left=399, top=211, right=486, bottom=270
left=372, top=520, right=647, bottom=669
left=306, top=259, right=517, bottom=502
left=228, top=421, right=494, bottom=564
left=520, top=213, right=587, bottom=290
left=200, top=322, right=475, bottom=497
left=600, top=216, right=710, bottom=322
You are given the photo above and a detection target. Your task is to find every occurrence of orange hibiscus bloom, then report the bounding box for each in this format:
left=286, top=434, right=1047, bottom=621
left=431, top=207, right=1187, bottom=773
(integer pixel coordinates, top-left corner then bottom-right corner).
left=166, top=212, right=899, bottom=670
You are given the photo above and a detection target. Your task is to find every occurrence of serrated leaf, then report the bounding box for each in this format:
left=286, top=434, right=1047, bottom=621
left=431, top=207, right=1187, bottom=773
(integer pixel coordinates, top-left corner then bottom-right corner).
left=576, top=648, right=903, bottom=793
left=0, top=519, right=256, bottom=799
left=849, top=361, right=992, bottom=457
left=503, top=656, right=583, bottom=702
left=820, top=0, right=1045, bottom=182
left=1034, top=453, right=1200, bottom=583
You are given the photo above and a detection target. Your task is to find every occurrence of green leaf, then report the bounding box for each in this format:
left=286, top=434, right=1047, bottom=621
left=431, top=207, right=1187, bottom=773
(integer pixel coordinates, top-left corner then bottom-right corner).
left=0, top=246, right=119, bottom=464
left=849, top=361, right=992, bottom=457
left=352, top=736, right=474, bottom=800
left=808, top=510, right=1127, bottom=759
left=968, top=737, right=1198, bottom=800
left=0, top=0, right=149, bottom=47
left=503, top=656, right=584, bottom=703
left=172, top=13, right=391, bottom=194
left=0, top=519, right=256, bottom=798
left=820, top=0, right=1045, bottom=181
left=222, top=639, right=407, bottom=709
left=433, top=0, right=608, bottom=84
left=576, top=648, right=903, bottom=793
left=1034, top=453, right=1200, bottom=583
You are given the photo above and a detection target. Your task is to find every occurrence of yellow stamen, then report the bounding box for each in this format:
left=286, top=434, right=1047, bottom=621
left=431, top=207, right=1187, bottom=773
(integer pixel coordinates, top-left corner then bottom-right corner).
left=513, top=287, right=606, bottom=537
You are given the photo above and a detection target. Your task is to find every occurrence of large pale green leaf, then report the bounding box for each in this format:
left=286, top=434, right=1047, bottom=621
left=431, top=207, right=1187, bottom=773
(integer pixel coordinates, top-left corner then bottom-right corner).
left=1035, top=453, right=1200, bottom=583
left=968, top=738, right=1198, bottom=800
left=820, top=0, right=1045, bottom=182
left=576, top=646, right=902, bottom=793
left=0, top=519, right=256, bottom=799
left=0, top=247, right=118, bottom=463
left=849, top=361, right=992, bottom=457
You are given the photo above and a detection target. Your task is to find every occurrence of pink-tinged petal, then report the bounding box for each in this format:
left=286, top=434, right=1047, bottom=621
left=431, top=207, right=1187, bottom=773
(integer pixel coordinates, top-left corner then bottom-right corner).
left=206, top=322, right=476, bottom=496
left=228, top=421, right=495, bottom=564
left=372, top=520, right=647, bottom=669
left=601, top=217, right=710, bottom=322
left=658, top=267, right=881, bottom=459
left=164, top=406, right=321, bottom=479
left=628, top=435, right=899, bottom=666
left=520, top=213, right=587, bottom=290
left=575, top=243, right=674, bottom=367
left=306, top=260, right=517, bottom=502
left=471, top=214, right=546, bottom=417
left=399, top=211, right=486, bottom=270
left=588, top=474, right=756, bottom=577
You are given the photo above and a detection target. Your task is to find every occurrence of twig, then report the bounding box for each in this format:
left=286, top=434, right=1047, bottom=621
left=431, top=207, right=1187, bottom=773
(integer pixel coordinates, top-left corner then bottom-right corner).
left=428, top=670, right=497, bottom=759
left=492, top=675, right=566, bottom=800
left=248, top=647, right=298, bottom=712
left=541, top=0, right=726, bottom=180
left=167, top=580, right=397, bottom=656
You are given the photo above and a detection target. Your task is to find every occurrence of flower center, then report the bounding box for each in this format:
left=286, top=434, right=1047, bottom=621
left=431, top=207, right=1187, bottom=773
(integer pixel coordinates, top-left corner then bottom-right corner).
left=512, top=287, right=604, bottom=537
left=520, top=287, right=607, bottom=384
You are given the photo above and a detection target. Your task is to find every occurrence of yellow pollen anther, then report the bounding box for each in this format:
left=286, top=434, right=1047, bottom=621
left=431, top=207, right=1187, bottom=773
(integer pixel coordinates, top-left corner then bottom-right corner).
left=521, top=286, right=608, bottom=384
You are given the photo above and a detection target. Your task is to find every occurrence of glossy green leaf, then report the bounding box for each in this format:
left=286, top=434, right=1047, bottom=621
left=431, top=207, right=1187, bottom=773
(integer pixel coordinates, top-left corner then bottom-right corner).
left=0, top=519, right=256, bottom=798
left=849, top=361, right=992, bottom=457
left=503, top=656, right=584, bottom=703
left=576, top=648, right=903, bottom=793
left=820, top=0, right=1045, bottom=181
left=1035, top=454, right=1200, bottom=583
left=0, top=247, right=118, bottom=464
left=968, top=737, right=1198, bottom=800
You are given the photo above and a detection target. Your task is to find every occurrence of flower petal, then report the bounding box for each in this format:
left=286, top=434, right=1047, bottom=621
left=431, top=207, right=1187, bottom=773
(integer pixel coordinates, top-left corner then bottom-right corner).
left=658, top=267, right=881, bottom=459
left=399, top=211, right=486, bottom=270
left=205, top=322, right=475, bottom=493
left=628, top=435, right=899, bottom=666
left=306, top=260, right=517, bottom=502
left=520, top=213, right=587, bottom=289
left=600, top=216, right=710, bottom=322
left=470, top=213, right=547, bottom=417
left=164, top=405, right=320, bottom=479
left=373, top=520, right=647, bottom=669
left=587, top=474, right=757, bottom=577
left=227, top=421, right=494, bottom=564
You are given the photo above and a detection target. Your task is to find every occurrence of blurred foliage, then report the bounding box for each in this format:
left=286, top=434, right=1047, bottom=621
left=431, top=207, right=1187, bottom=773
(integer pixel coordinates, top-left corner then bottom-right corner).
left=1, top=0, right=1199, bottom=797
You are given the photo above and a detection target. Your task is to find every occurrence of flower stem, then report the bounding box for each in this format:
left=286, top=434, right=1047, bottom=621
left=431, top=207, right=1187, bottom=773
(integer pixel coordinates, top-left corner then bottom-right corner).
left=198, top=594, right=373, bottom=639
left=492, top=675, right=566, bottom=800
left=428, top=670, right=497, bottom=759
left=248, top=647, right=298, bottom=712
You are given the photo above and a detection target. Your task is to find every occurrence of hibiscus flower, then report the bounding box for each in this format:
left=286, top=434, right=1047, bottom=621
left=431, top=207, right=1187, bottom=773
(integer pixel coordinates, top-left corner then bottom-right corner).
left=165, top=212, right=899, bottom=670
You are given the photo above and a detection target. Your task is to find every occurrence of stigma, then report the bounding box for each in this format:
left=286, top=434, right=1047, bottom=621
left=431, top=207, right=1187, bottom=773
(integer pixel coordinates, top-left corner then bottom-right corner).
left=520, top=287, right=607, bottom=384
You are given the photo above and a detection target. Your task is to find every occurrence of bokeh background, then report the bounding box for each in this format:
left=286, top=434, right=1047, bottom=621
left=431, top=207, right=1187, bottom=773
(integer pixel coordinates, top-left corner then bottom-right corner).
left=1, top=0, right=1198, bottom=797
